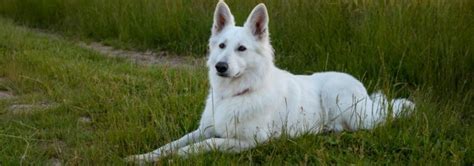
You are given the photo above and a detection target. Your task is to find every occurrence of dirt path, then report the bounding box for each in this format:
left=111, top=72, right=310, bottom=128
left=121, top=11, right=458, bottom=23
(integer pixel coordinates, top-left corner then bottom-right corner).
left=32, top=28, right=207, bottom=69
left=78, top=42, right=206, bottom=68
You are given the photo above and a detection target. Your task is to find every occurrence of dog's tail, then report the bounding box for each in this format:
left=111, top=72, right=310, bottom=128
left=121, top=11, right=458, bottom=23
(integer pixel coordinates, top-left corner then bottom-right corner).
left=370, top=91, right=415, bottom=118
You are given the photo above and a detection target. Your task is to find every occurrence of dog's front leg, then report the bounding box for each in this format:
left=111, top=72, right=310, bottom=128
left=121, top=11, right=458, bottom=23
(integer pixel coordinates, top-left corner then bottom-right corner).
left=125, top=129, right=211, bottom=163
left=176, top=138, right=255, bottom=157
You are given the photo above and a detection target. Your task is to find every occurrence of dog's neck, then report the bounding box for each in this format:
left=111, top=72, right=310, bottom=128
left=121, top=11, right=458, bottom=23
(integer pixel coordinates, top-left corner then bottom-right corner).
left=211, top=76, right=255, bottom=99
left=210, top=64, right=275, bottom=99
left=209, top=49, right=275, bottom=99
left=232, top=88, right=250, bottom=97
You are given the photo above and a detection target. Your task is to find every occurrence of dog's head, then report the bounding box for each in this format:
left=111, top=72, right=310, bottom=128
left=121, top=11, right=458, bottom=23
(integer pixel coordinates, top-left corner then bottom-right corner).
left=207, top=1, right=274, bottom=79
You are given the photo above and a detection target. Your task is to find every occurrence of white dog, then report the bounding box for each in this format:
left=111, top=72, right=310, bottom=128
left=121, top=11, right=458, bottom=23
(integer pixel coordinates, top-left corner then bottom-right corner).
left=127, top=1, right=414, bottom=162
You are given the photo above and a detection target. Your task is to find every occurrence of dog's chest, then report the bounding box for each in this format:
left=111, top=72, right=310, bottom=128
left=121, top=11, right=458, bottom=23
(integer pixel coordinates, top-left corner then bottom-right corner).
left=212, top=94, right=277, bottom=140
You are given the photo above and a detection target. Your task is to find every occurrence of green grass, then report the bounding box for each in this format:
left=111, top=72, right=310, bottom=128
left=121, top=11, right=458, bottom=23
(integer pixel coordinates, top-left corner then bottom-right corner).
left=0, top=0, right=472, bottom=164
left=0, top=0, right=472, bottom=96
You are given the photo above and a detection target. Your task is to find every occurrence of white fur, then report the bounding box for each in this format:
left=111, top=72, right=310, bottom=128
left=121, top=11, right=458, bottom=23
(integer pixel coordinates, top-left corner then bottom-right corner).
left=126, top=2, right=415, bottom=163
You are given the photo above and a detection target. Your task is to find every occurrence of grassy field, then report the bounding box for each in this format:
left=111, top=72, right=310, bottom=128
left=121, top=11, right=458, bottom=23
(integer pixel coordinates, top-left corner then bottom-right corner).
left=0, top=0, right=472, bottom=83
left=0, top=0, right=473, bottom=165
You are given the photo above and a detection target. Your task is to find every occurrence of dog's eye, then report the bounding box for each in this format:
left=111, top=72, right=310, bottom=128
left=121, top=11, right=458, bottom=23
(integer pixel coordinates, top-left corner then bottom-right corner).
left=219, top=43, right=226, bottom=49
left=237, top=46, right=247, bottom=52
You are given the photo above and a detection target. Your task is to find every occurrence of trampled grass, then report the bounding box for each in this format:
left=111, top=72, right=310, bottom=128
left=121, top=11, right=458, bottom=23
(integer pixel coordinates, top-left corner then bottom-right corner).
left=0, top=0, right=472, bottom=164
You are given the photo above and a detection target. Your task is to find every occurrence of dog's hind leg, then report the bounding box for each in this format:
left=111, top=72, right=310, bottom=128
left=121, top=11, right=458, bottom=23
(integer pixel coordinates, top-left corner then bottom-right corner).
left=176, top=138, right=255, bottom=157
left=125, top=129, right=211, bottom=163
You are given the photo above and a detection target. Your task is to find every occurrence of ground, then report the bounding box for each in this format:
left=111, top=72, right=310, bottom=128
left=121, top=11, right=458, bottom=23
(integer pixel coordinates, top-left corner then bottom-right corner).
left=0, top=17, right=472, bottom=165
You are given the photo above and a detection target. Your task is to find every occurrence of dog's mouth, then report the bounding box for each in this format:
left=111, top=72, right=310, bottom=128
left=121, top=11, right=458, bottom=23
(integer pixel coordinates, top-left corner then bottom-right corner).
left=217, top=73, right=229, bottom=77
left=234, top=71, right=242, bottom=78
left=217, top=71, right=242, bottom=78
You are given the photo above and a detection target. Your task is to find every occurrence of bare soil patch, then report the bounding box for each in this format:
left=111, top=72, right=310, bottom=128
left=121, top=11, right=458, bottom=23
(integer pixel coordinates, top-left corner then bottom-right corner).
left=40, top=139, right=66, bottom=166
left=0, top=77, right=14, bottom=100
left=78, top=116, right=92, bottom=124
left=49, top=158, right=62, bottom=166
left=8, top=101, right=58, bottom=114
left=0, top=91, right=13, bottom=99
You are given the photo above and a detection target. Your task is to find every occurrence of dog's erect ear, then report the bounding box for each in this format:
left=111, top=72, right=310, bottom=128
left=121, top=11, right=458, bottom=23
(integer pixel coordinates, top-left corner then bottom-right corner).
left=212, top=1, right=235, bottom=36
left=244, top=3, right=269, bottom=41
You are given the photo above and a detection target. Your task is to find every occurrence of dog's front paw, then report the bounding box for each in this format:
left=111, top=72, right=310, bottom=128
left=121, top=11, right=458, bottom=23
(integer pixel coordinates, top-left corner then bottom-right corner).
left=125, top=153, right=160, bottom=164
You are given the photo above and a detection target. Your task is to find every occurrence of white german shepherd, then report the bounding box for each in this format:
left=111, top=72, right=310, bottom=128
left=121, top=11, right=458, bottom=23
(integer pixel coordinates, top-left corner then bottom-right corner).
left=127, top=1, right=414, bottom=162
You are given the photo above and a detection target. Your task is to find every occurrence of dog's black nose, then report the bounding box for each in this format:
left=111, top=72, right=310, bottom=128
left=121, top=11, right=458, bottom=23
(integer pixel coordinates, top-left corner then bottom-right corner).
left=215, top=62, right=228, bottom=73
